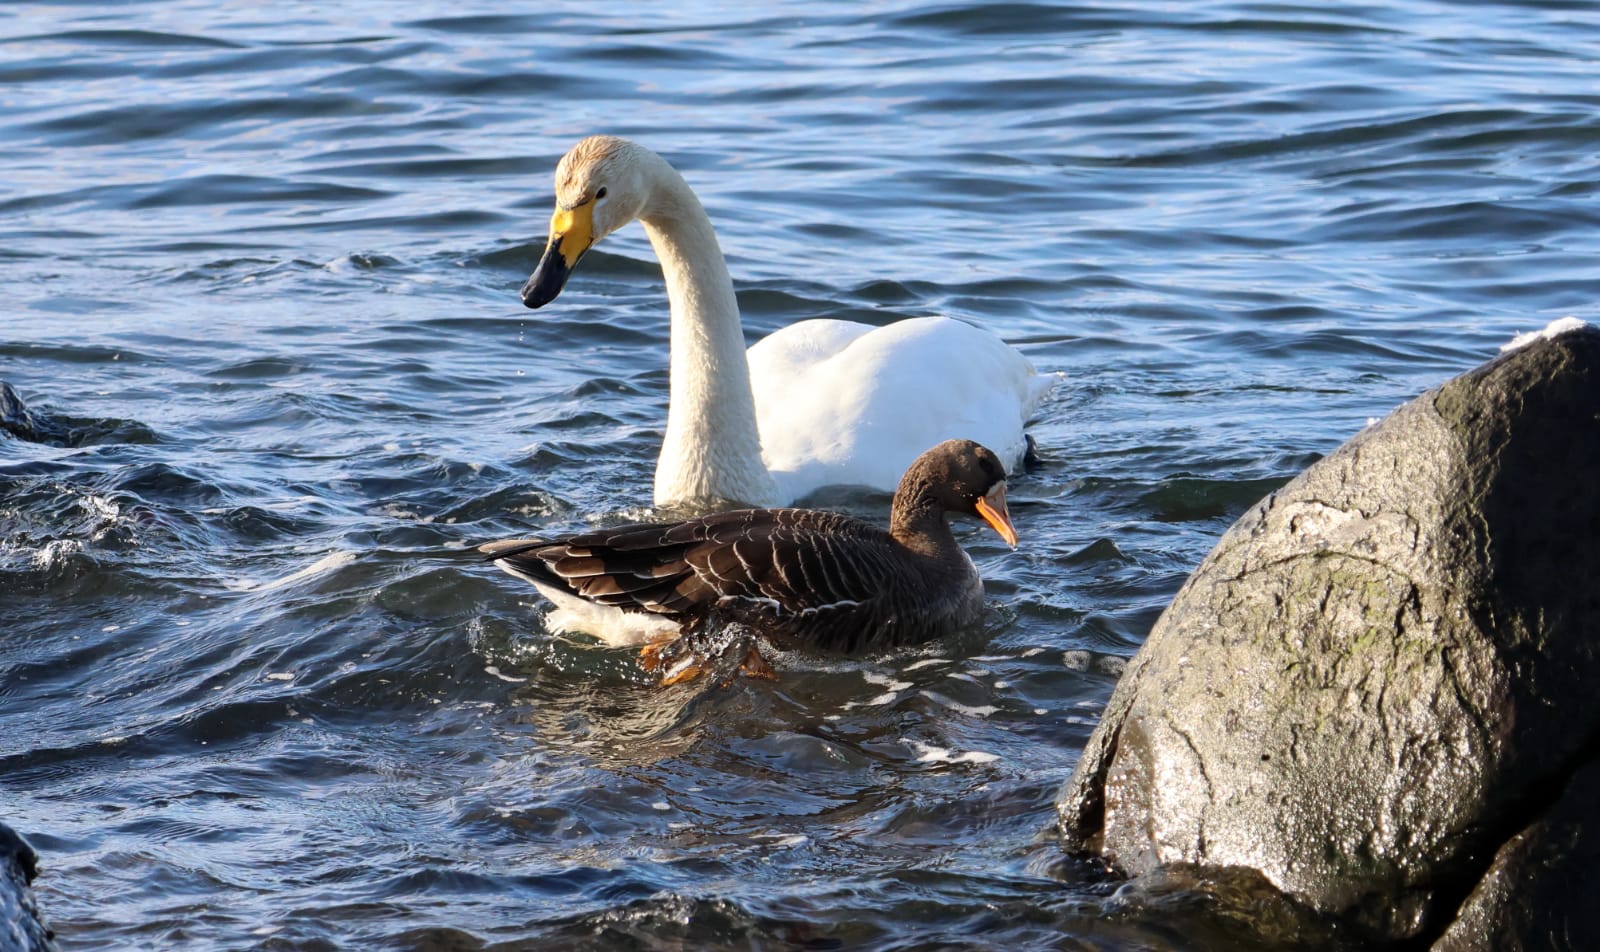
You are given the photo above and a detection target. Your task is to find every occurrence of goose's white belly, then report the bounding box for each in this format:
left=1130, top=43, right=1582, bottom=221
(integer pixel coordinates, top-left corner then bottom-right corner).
left=526, top=579, right=679, bottom=647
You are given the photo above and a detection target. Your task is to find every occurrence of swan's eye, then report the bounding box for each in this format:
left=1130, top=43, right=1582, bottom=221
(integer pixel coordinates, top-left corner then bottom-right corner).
left=595, top=187, right=608, bottom=201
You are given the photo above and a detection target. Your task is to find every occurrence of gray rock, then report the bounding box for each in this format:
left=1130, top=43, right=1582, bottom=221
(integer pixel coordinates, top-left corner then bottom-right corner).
left=1432, top=758, right=1600, bottom=952
left=0, top=383, right=70, bottom=446
left=0, top=381, right=157, bottom=447
left=1056, top=325, right=1600, bottom=947
left=0, top=823, right=56, bottom=952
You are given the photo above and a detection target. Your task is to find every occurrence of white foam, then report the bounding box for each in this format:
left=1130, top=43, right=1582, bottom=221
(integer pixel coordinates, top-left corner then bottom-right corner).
left=908, top=740, right=999, bottom=765
left=761, top=833, right=809, bottom=848
left=372, top=502, right=432, bottom=523
left=228, top=550, right=357, bottom=593
left=79, top=493, right=121, bottom=522
left=861, top=670, right=911, bottom=691
left=921, top=690, right=997, bottom=718
left=1500, top=316, right=1588, bottom=353
left=27, top=539, right=82, bottom=570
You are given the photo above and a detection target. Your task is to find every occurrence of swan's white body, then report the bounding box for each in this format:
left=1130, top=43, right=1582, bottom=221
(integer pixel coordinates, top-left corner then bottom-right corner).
left=747, top=317, right=1052, bottom=505
left=524, top=136, right=1055, bottom=510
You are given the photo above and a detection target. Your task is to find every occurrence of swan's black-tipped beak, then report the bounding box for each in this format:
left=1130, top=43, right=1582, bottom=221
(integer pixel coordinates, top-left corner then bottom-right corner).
left=521, top=237, right=575, bottom=309
left=521, top=203, right=595, bottom=309
left=975, top=482, right=1019, bottom=548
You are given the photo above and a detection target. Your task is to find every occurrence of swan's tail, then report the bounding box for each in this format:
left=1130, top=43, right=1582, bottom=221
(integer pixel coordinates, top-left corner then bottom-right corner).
left=1025, top=370, right=1063, bottom=420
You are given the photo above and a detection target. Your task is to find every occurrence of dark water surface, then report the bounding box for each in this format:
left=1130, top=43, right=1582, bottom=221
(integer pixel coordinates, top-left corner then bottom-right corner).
left=4, top=1, right=1597, bottom=947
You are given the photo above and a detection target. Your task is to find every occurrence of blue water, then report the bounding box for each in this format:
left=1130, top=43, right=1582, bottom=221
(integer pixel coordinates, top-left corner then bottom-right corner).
left=3, top=1, right=1596, bottom=947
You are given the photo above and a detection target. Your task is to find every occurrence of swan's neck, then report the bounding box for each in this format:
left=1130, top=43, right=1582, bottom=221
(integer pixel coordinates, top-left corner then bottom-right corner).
left=638, top=169, right=777, bottom=509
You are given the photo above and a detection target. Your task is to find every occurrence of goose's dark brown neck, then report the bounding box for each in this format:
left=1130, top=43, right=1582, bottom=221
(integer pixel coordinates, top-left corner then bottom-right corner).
left=889, top=482, right=961, bottom=560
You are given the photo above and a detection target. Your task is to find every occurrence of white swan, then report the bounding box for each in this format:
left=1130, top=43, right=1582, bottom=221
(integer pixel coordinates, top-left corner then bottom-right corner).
left=521, top=135, right=1055, bottom=510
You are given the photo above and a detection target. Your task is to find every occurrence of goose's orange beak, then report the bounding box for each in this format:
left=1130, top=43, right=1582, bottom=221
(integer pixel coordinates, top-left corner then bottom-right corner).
left=975, top=482, right=1018, bottom=548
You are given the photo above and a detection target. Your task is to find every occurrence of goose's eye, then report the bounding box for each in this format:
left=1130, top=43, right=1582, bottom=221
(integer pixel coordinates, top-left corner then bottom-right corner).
left=595, top=187, right=608, bottom=201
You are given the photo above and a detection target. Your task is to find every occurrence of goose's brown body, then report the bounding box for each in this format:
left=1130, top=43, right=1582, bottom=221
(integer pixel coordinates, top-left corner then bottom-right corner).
left=486, top=506, right=983, bottom=653
left=482, top=439, right=1018, bottom=672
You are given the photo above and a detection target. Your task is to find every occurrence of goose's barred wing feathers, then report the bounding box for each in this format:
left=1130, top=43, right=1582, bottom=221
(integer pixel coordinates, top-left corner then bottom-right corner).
left=485, top=509, right=899, bottom=622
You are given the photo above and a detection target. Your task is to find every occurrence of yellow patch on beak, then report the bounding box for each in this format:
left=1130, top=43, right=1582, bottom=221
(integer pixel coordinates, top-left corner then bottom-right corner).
left=975, top=482, right=1019, bottom=548
left=548, top=202, right=595, bottom=268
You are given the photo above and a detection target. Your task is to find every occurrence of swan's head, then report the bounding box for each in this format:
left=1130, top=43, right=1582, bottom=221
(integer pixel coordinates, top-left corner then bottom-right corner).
left=898, top=439, right=1018, bottom=547
left=522, top=135, right=650, bottom=309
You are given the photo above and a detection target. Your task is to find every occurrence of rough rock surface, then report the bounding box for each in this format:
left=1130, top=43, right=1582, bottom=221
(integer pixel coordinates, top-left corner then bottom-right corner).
left=0, top=380, right=156, bottom=447
left=1431, top=758, right=1600, bottom=951
left=1056, top=325, right=1600, bottom=947
left=0, top=382, right=70, bottom=445
left=0, top=822, right=56, bottom=952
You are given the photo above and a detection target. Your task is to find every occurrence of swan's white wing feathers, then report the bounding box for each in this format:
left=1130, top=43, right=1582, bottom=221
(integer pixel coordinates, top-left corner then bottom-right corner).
left=747, top=316, right=1051, bottom=501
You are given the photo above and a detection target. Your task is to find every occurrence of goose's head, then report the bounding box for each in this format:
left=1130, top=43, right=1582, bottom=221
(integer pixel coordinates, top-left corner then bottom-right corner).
left=898, top=439, right=1019, bottom=547
left=522, top=135, right=651, bottom=309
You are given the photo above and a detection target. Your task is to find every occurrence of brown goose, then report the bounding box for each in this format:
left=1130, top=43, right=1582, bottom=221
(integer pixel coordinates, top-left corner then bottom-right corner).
left=480, top=439, right=1018, bottom=681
